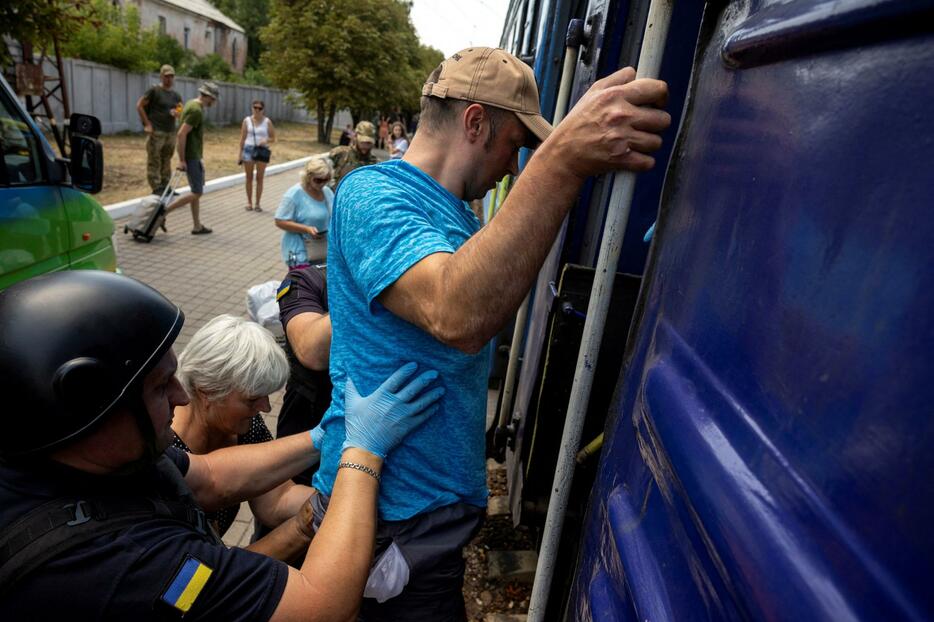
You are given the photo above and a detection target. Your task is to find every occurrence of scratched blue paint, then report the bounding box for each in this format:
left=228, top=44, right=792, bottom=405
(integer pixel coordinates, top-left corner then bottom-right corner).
left=566, top=1, right=934, bottom=620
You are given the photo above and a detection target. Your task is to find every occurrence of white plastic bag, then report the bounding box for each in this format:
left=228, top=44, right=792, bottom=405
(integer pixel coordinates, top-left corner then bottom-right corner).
left=364, top=541, right=410, bottom=603
left=246, top=280, right=284, bottom=339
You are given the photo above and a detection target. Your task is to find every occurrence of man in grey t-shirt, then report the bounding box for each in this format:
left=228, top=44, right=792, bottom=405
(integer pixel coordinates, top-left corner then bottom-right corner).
left=137, top=64, right=182, bottom=194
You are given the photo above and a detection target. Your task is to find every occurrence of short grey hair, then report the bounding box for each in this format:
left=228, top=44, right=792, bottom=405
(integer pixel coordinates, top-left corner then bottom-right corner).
left=177, top=314, right=288, bottom=401
left=300, top=157, right=331, bottom=187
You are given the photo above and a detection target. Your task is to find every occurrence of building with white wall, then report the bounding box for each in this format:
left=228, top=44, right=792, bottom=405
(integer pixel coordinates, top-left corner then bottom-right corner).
left=123, top=0, right=246, bottom=72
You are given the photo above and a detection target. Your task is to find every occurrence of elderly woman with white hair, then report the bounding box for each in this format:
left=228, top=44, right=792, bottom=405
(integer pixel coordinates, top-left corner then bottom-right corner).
left=274, top=157, right=333, bottom=268
left=173, top=314, right=316, bottom=559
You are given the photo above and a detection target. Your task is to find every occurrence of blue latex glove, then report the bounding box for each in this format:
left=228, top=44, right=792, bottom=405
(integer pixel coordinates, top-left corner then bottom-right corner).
left=342, top=362, right=444, bottom=458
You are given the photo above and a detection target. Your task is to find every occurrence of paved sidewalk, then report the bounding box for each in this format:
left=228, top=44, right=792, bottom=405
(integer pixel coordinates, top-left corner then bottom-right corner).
left=115, top=169, right=297, bottom=351
left=114, top=167, right=300, bottom=547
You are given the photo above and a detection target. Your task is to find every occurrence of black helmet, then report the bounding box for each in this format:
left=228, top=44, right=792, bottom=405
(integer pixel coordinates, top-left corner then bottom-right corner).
left=0, top=271, right=183, bottom=457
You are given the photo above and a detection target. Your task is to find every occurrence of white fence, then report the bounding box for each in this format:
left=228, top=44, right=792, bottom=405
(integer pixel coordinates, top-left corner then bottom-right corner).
left=34, top=57, right=351, bottom=135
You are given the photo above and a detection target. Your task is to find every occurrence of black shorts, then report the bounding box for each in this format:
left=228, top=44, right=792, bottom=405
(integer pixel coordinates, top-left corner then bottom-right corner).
left=185, top=159, right=205, bottom=194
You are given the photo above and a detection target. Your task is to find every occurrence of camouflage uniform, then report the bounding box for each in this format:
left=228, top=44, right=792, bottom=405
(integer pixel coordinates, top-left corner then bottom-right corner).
left=142, top=84, right=182, bottom=193
left=329, top=145, right=378, bottom=187
left=146, top=131, right=177, bottom=193
left=329, top=121, right=378, bottom=187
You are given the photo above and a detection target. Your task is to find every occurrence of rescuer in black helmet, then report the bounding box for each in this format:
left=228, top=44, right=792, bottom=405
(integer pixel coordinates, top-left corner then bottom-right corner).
left=0, top=269, right=185, bottom=463
left=0, top=271, right=443, bottom=621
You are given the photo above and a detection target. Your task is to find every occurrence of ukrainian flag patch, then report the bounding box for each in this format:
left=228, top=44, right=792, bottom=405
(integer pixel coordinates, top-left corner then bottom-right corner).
left=161, top=555, right=213, bottom=613
left=276, top=279, right=292, bottom=301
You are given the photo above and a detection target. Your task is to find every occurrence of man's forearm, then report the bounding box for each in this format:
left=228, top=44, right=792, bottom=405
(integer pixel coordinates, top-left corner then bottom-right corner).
left=136, top=100, right=149, bottom=127
left=288, top=314, right=331, bottom=370
left=382, top=71, right=670, bottom=354
left=244, top=514, right=311, bottom=562
left=298, top=448, right=381, bottom=619
left=252, top=482, right=314, bottom=527
left=186, top=432, right=319, bottom=512
left=176, top=134, right=187, bottom=162
left=433, top=146, right=585, bottom=352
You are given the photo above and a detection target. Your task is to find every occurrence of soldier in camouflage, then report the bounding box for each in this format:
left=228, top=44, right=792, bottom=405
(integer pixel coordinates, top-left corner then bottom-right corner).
left=328, top=121, right=378, bottom=188
left=136, top=65, right=182, bottom=194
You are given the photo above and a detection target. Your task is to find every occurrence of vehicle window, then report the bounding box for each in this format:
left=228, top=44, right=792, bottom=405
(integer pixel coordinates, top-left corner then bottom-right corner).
left=0, top=94, right=43, bottom=186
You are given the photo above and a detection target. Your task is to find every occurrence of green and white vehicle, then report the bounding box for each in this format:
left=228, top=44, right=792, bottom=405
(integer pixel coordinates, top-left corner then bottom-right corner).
left=0, top=72, right=115, bottom=290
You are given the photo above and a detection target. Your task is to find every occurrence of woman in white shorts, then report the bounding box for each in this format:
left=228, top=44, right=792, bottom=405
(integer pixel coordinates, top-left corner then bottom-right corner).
left=238, top=99, right=276, bottom=212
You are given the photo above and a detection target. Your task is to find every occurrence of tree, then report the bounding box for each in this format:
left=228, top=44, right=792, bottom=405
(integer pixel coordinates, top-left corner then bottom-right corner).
left=152, top=32, right=197, bottom=73
left=60, top=0, right=162, bottom=73
left=3, top=0, right=262, bottom=85
left=261, top=0, right=437, bottom=144
left=187, top=53, right=237, bottom=81
left=59, top=1, right=244, bottom=83
left=0, top=0, right=91, bottom=67
left=210, top=0, right=271, bottom=71
left=402, top=44, right=445, bottom=114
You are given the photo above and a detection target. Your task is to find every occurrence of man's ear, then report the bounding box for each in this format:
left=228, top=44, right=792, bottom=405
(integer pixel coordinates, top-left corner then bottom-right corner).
left=463, top=103, right=486, bottom=144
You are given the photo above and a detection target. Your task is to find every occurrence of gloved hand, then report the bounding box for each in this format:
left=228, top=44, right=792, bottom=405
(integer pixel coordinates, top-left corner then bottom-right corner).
left=342, top=362, right=444, bottom=458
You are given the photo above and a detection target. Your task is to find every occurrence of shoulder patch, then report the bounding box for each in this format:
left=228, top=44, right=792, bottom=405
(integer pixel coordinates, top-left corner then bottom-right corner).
left=276, top=278, right=293, bottom=301
left=161, top=555, right=214, bottom=614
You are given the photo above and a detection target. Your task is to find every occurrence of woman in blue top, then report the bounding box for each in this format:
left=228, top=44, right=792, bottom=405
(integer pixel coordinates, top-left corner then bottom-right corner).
left=275, top=158, right=333, bottom=268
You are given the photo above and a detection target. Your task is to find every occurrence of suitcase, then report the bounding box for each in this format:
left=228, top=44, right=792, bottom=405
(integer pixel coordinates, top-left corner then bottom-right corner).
left=123, top=171, right=182, bottom=243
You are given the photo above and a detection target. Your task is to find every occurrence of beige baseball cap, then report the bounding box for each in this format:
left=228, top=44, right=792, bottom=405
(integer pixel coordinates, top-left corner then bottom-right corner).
left=421, top=47, right=552, bottom=144
left=160, top=64, right=175, bottom=76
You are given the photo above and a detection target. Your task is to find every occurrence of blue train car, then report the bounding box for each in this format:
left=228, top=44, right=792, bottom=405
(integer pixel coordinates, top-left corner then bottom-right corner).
left=495, top=1, right=934, bottom=620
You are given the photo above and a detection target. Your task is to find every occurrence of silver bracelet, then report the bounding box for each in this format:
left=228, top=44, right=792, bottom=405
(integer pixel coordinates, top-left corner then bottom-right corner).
left=338, top=461, right=381, bottom=483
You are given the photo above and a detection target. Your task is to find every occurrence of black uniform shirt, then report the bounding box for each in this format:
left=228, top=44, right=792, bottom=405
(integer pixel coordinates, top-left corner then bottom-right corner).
left=0, top=447, right=288, bottom=620
left=278, top=265, right=333, bottom=408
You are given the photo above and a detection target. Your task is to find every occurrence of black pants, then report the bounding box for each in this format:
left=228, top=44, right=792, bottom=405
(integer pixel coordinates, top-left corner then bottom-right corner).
left=312, top=495, right=484, bottom=622
left=357, top=558, right=468, bottom=621
left=276, top=385, right=329, bottom=485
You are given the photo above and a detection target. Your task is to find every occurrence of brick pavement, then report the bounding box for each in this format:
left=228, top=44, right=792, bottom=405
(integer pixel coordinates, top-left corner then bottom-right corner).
left=114, top=167, right=301, bottom=547
left=115, top=169, right=297, bottom=352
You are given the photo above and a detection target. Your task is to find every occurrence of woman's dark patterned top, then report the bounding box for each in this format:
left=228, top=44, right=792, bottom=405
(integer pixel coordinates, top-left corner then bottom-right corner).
left=172, top=414, right=273, bottom=537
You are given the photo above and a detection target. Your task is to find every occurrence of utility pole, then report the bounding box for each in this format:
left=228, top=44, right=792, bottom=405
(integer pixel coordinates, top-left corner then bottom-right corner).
left=15, top=38, right=71, bottom=156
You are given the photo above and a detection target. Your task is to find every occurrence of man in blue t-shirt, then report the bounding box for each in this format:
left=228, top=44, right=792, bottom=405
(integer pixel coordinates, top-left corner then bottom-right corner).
left=314, top=47, right=671, bottom=620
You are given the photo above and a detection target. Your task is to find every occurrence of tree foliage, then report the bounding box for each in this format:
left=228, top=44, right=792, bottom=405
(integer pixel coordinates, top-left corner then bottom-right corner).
left=152, top=33, right=193, bottom=71
left=209, top=0, right=271, bottom=71
left=187, top=53, right=238, bottom=81
left=62, top=1, right=199, bottom=75
left=261, top=0, right=443, bottom=143
left=2, top=0, right=273, bottom=86
left=60, top=1, right=162, bottom=73
left=52, top=0, right=253, bottom=83
left=0, top=0, right=92, bottom=66
left=405, top=44, right=445, bottom=111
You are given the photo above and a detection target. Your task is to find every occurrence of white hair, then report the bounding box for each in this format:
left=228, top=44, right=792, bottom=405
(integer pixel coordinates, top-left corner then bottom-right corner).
left=177, top=314, right=288, bottom=401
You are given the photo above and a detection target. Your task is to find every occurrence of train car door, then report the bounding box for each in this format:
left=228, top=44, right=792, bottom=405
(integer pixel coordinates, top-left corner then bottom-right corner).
left=568, top=1, right=934, bottom=620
